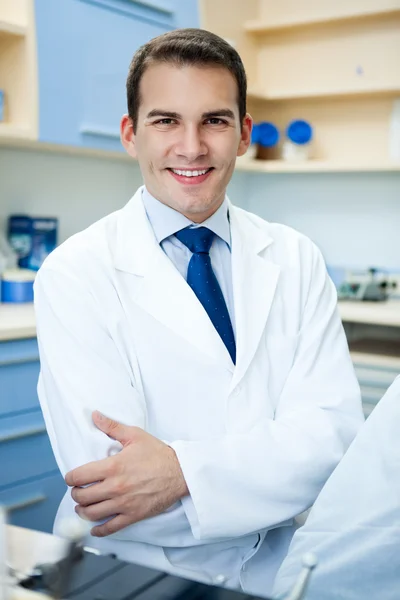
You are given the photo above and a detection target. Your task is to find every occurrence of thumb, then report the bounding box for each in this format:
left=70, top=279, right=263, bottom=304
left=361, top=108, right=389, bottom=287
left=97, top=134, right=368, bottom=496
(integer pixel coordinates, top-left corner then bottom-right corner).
left=92, top=411, right=135, bottom=445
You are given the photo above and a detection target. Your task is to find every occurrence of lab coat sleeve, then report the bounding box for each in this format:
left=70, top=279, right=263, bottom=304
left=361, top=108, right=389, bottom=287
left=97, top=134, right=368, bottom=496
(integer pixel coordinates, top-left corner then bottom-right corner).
left=170, top=245, right=364, bottom=540
left=272, top=376, right=400, bottom=600
left=35, top=262, right=194, bottom=546
left=34, top=263, right=147, bottom=478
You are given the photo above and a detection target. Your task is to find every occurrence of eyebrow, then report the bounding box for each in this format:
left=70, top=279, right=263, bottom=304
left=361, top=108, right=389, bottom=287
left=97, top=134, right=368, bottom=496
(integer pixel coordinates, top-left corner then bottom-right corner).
left=146, top=108, right=236, bottom=120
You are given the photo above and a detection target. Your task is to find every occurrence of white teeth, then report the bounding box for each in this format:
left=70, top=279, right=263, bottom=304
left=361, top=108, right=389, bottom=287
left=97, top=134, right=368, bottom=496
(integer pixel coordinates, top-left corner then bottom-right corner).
left=172, top=169, right=209, bottom=177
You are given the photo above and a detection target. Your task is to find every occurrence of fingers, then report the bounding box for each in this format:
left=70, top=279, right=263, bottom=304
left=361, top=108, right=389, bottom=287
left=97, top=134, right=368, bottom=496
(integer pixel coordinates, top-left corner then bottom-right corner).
left=92, top=411, right=137, bottom=445
left=65, top=456, right=113, bottom=487
left=71, top=480, right=115, bottom=506
left=75, top=499, right=118, bottom=523
left=90, top=514, right=134, bottom=537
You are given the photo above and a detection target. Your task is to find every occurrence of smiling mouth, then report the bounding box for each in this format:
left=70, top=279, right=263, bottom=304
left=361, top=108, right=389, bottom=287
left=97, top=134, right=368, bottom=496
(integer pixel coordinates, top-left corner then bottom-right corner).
left=167, top=167, right=214, bottom=177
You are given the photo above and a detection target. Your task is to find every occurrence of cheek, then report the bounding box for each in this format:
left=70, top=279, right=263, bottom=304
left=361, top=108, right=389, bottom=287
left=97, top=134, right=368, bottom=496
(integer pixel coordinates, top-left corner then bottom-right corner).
left=212, top=133, right=241, bottom=160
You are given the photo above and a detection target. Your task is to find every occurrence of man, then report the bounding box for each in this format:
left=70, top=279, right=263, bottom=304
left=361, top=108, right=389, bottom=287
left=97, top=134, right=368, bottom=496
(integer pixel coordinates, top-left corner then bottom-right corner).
left=34, top=28, right=364, bottom=597
left=272, top=376, right=400, bottom=600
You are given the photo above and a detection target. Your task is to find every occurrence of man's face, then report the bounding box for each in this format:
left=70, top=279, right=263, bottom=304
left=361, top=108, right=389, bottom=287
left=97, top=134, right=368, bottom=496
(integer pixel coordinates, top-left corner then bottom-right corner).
left=121, top=63, right=252, bottom=222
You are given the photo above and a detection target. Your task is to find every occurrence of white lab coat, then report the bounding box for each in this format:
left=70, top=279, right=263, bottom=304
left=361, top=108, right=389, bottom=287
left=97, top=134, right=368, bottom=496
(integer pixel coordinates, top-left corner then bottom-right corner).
left=272, top=375, right=400, bottom=600
left=34, top=187, right=364, bottom=597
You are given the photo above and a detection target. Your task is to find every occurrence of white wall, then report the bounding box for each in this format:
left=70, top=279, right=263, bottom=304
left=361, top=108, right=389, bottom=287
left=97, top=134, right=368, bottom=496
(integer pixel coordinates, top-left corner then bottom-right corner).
left=239, top=171, right=400, bottom=271
left=0, top=146, right=399, bottom=272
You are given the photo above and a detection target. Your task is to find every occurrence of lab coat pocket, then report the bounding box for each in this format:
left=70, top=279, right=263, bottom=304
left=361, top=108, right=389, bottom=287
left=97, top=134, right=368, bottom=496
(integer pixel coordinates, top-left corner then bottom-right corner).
left=264, top=333, right=299, bottom=412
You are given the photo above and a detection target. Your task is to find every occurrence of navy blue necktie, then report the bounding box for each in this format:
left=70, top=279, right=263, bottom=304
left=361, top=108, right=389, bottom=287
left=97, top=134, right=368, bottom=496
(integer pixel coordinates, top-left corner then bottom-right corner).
left=175, top=226, right=236, bottom=364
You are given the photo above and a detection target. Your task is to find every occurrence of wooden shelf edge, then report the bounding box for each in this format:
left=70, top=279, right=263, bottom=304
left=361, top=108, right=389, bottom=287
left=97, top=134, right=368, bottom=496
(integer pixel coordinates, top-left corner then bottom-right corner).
left=1, top=139, right=399, bottom=174
left=247, top=84, right=400, bottom=102
left=0, top=20, right=27, bottom=36
left=244, top=7, right=400, bottom=34
left=0, top=123, right=36, bottom=140
left=0, top=134, right=132, bottom=163
left=235, top=158, right=400, bottom=174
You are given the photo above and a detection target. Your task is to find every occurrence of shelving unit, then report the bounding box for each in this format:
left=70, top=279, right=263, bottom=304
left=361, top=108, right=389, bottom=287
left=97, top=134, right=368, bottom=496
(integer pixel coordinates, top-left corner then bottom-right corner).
left=236, top=156, right=400, bottom=173
left=247, top=84, right=400, bottom=102
left=0, top=20, right=27, bottom=37
left=200, top=0, right=400, bottom=174
left=0, top=0, right=37, bottom=141
left=244, top=5, right=400, bottom=34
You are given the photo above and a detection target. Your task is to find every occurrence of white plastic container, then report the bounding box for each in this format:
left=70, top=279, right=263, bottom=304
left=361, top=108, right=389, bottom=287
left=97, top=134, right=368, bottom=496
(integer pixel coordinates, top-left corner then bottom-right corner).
left=283, top=119, right=313, bottom=162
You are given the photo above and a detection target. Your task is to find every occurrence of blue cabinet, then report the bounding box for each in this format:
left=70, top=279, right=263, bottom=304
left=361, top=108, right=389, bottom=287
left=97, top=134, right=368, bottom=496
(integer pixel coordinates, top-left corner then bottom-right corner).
left=34, top=0, right=199, bottom=152
left=0, top=338, right=66, bottom=533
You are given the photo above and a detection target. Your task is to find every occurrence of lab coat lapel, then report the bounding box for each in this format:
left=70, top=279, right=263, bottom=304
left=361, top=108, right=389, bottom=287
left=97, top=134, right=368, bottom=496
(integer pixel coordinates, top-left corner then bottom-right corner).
left=228, top=205, right=280, bottom=391
left=114, top=188, right=234, bottom=373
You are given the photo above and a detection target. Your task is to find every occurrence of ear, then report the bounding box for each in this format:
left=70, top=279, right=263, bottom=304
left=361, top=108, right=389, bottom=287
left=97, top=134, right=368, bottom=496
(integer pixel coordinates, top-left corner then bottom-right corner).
left=237, top=113, right=253, bottom=157
left=120, top=114, right=138, bottom=159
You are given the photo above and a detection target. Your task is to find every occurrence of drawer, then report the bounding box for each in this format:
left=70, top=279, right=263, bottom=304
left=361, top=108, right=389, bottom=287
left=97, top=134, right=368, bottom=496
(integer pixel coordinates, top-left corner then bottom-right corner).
left=0, top=360, right=40, bottom=416
left=0, top=411, right=58, bottom=489
left=0, top=338, right=40, bottom=416
left=0, top=473, right=67, bottom=533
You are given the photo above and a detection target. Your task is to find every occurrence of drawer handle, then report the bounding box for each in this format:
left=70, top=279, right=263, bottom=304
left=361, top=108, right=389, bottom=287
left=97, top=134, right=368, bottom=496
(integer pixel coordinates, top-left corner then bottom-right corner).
left=79, top=124, right=121, bottom=139
left=0, top=357, right=39, bottom=367
left=0, top=425, right=46, bottom=444
left=4, top=493, right=47, bottom=512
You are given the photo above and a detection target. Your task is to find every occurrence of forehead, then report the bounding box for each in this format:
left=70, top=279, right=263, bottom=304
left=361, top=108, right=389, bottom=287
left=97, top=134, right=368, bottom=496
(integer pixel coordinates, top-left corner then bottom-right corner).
left=138, top=63, right=239, bottom=115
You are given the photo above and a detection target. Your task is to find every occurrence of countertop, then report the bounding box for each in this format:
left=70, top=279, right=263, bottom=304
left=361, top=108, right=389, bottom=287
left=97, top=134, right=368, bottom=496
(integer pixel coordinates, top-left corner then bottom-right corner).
left=338, top=299, right=400, bottom=327
left=0, top=300, right=399, bottom=343
left=0, top=303, right=36, bottom=341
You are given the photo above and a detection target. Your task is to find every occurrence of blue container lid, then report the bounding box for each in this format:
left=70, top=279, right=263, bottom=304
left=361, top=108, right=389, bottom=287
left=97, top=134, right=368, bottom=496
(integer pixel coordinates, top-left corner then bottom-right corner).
left=258, top=121, right=280, bottom=148
left=286, top=119, right=313, bottom=145
left=250, top=123, right=261, bottom=145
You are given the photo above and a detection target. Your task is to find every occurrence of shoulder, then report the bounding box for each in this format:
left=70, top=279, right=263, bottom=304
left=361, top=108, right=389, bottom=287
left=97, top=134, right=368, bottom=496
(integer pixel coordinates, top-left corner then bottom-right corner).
left=35, top=207, right=122, bottom=286
left=232, top=205, right=322, bottom=266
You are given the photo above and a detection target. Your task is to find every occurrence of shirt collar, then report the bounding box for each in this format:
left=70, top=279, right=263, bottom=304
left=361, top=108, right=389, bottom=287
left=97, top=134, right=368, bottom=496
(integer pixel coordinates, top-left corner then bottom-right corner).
left=142, top=187, right=231, bottom=248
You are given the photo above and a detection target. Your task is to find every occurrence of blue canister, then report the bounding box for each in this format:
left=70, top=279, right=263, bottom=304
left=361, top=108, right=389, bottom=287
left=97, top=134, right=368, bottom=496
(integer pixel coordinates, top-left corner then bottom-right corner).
left=283, top=119, right=313, bottom=161
left=1, top=269, right=36, bottom=303
left=250, top=123, right=261, bottom=145
left=258, top=121, right=280, bottom=147
left=256, top=121, right=280, bottom=160
left=286, top=119, right=313, bottom=145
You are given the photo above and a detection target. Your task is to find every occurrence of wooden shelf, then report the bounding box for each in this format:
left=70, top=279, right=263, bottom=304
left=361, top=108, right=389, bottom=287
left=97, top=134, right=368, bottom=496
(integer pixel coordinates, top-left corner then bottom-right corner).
left=247, top=84, right=400, bottom=102
left=244, top=6, right=400, bottom=34
left=0, top=123, right=34, bottom=139
left=0, top=20, right=27, bottom=37
left=235, top=157, right=400, bottom=173
left=0, top=0, right=38, bottom=144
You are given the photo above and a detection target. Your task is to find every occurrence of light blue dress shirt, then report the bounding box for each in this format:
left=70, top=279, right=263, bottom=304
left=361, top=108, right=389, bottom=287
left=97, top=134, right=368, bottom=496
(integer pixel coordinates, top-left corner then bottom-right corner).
left=140, top=188, right=260, bottom=590
left=142, top=187, right=236, bottom=335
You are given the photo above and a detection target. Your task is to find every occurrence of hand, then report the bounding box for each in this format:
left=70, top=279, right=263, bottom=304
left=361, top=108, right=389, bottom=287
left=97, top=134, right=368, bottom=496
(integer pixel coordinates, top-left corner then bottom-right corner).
left=65, top=411, right=189, bottom=537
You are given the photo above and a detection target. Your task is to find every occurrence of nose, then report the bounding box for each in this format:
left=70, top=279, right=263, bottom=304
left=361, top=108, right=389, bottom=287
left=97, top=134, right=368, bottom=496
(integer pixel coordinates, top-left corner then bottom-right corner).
left=174, top=124, right=207, bottom=162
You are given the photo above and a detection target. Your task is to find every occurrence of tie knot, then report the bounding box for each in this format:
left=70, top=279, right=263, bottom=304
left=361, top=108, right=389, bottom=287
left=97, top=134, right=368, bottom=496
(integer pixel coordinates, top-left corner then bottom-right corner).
left=175, top=226, right=215, bottom=254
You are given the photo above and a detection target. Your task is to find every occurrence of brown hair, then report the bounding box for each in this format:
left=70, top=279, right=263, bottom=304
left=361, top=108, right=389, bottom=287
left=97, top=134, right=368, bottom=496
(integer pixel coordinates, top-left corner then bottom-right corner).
left=126, top=28, right=247, bottom=131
